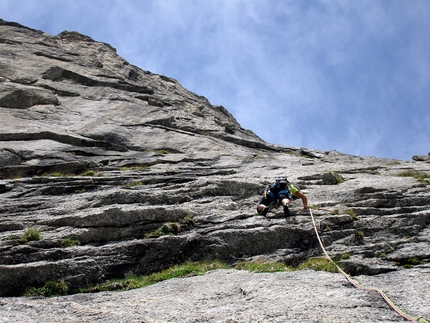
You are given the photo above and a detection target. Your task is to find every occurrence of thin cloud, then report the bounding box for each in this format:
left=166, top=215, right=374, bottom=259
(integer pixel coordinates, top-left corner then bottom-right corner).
left=1, top=0, right=429, bottom=160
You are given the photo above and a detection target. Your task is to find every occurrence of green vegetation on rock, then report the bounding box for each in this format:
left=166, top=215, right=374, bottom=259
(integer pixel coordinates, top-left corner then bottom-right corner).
left=20, top=228, right=41, bottom=243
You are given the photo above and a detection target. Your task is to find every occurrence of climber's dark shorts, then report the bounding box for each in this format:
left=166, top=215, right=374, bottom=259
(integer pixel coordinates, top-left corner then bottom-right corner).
left=278, top=193, right=288, bottom=201
left=257, top=194, right=289, bottom=213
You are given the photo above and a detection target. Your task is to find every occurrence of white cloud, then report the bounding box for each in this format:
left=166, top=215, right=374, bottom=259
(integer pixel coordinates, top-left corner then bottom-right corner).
left=1, top=0, right=430, bottom=159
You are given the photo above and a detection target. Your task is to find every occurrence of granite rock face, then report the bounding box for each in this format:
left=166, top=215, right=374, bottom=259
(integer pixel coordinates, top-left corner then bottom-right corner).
left=1, top=268, right=429, bottom=323
left=0, top=19, right=429, bottom=322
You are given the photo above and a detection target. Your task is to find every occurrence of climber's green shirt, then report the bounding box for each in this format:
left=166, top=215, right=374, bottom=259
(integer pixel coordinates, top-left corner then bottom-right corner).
left=288, top=184, right=299, bottom=196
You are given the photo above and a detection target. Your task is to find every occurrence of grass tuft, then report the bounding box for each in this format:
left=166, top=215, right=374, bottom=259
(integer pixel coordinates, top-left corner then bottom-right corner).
left=24, top=257, right=347, bottom=296
left=24, top=280, right=68, bottom=297
left=396, top=257, right=422, bottom=268
left=123, top=180, right=143, bottom=187
left=79, top=170, right=103, bottom=177
left=80, top=260, right=229, bottom=293
left=338, top=253, right=351, bottom=260
left=235, top=261, right=290, bottom=273
left=397, top=170, right=430, bottom=184
left=356, top=230, right=364, bottom=242
left=20, top=228, right=41, bottom=243
left=144, top=216, right=195, bottom=238
left=296, top=257, right=338, bottom=273
left=60, top=237, right=81, bottom=248
left=344, top=209, right=358, bottom=220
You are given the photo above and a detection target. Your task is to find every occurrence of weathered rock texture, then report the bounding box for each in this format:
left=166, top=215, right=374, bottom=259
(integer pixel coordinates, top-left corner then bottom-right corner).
left=0, top=19, right=429, bottom=322
left=1, top=268, right=429, bottom=323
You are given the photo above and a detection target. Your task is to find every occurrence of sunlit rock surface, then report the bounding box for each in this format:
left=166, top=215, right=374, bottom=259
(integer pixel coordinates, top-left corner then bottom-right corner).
left=0, top=19, right=429, bottom=322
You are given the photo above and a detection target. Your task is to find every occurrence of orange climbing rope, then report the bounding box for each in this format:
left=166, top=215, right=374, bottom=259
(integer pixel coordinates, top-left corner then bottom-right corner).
left=309, top=208, right=429, bottom=323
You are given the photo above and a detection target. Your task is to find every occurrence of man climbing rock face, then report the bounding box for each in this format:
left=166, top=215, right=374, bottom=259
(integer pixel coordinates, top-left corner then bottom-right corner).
left=257, top=178, right=308, bottom=217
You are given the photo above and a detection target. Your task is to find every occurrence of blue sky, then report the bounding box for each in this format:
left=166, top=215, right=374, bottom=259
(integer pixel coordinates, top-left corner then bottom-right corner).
left=1, top=0, right=429, bottom=160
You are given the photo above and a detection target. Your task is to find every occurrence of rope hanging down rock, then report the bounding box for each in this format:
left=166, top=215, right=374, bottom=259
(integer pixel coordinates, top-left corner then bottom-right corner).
left=308, top=208, right=429, bottom=323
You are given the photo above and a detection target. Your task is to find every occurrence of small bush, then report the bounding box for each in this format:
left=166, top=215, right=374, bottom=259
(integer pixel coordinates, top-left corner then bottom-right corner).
left=20, top=228, right=41, bottom=243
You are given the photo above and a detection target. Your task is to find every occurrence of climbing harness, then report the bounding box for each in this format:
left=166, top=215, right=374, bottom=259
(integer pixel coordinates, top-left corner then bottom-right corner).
left=309, top=208, right=429, bottom=322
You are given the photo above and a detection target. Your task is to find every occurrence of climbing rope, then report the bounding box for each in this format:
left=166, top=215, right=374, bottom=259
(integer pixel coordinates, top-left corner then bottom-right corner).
left=309, top=208, right=429, bottom=323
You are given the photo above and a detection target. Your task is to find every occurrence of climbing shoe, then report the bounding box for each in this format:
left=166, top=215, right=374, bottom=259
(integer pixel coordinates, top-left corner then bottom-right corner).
left=283, top=205, right=290, bottom=217
left=261, top=207, right=269, bottom=217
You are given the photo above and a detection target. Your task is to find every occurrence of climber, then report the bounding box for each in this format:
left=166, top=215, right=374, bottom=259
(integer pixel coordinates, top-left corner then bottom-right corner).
left=257, top=178, right=308, bottom=217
